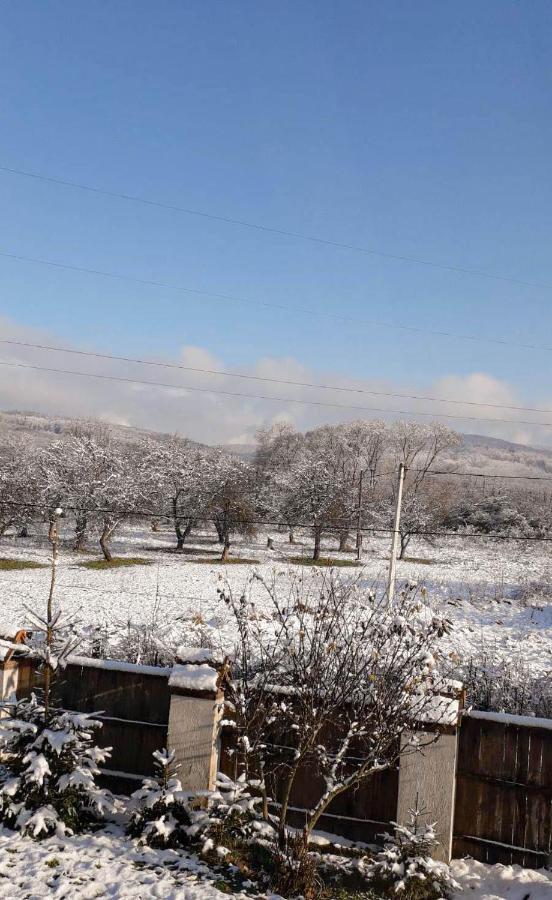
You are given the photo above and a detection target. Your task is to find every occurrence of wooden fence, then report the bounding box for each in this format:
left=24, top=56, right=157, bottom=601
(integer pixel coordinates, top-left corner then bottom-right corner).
left=453, top=711, right=552, bottom=867
left=219, top=730, right=399, bottom=844
left=16, top=655, right=171, bottom=793
left=10, top=655, right=552, bottom=866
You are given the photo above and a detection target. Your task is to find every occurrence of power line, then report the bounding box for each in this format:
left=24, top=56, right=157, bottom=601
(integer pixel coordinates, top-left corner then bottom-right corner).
left=414, top=468, right=552, bottom=482
left=2, top=164, right=552, bottom=293
left=2, top=247, right=552, bottom=355
left=3, top=359, right=552, bottom=429
left=2, top=338, right=552, bottom=416
left=2, top=501, right=552, bottom=542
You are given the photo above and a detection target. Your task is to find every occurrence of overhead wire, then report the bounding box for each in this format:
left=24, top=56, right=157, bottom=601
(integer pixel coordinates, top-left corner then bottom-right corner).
left=2, top=338, right=552, bottom=416
left=3, top=359, right=552, bottom=429
left=2, top=503, right=552, bottom=543
left=2, top=164, right=552, bottom=292
left=2, top=248, right=552, bottom=354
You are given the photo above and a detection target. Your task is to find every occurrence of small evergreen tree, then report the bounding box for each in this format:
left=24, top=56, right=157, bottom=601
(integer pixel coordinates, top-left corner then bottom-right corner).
left=0, top=507, right=115, bottom=837
left=366, top=802, right=461, bottom=899
left=0, top=696, right=114, bottom=837
left=127, top=749, right=193, bottom=848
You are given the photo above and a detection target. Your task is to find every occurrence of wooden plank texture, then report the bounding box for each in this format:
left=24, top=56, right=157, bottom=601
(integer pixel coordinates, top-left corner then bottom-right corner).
left=453, top=716, right=552, bottom=867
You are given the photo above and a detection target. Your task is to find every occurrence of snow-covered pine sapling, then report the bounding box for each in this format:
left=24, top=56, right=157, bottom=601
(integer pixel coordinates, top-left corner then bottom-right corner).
left=0, top=507, right=115, bottom=838
left=194, top=772, right=273, bottom=856
left=127, top=748, right=193, bottom=848
left=366, top=799, right=461, bottom=899
left=0, top=697, right=114, bottom=837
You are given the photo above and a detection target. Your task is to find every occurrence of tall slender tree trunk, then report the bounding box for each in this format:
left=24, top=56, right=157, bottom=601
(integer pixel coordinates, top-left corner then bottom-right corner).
left=99, top=522, right=115, bottom=562
left=338, top=530, right=350, bottom=552
left=45, top=509, right=61, bottom=721
left=175, top=518, right=194, bottom=550
left=313, top=527, right=322, bottom=561
left=73, top=513, right=88, bottom=551
left=213, top=517, right=224, bottom=543
left=398, top=531, right=410, bottom=560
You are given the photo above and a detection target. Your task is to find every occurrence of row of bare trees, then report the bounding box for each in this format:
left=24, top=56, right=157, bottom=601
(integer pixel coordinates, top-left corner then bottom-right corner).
left=1, top=418, right=550, bottom=561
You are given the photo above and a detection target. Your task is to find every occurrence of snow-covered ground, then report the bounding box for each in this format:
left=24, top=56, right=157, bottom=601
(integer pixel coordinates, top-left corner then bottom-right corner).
left=0, top=824, right=550, bottom=899
left=0, top=824, right=247, bottom=899
left=0, top=523, right=551, bottom=676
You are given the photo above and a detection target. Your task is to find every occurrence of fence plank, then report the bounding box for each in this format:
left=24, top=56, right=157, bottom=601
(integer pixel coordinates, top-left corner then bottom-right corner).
left=453, top=714, right=552, bottom=867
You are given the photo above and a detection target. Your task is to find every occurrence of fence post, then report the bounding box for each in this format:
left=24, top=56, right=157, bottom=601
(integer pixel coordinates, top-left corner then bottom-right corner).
left=396, top=688, right=462, bottom=863
left=167, top=647, right=227, bottom=792
left=0, top=631, right=33, bottom=715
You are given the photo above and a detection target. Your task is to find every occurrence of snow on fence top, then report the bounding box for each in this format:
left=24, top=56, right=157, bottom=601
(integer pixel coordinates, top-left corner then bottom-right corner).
left=0, top=639, right=29, bottom=662
left=175, top=646, right=224, bottom=666
left=169, top=662, right=220, bottom=693
left=415, top=694, right=461, bottom=726
left=65, top=655, right=171, bottom=678
left=465, top=708, right=552, bottom=731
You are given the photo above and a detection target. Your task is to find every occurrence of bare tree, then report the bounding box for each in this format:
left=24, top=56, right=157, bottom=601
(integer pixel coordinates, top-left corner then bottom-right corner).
left=0, top=439, right=37, bottom=536
left=142, top=436, right=218, bottom=550
left=277, top=448, right=351, bottom=559
left=220, top=572, right=454, bottom=854
left=209, top=454, right=258, bottom=561
left=386, top=423, right=460, bottom=558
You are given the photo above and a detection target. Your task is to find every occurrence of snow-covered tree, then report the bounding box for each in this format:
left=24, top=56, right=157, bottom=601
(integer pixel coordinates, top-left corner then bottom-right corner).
left=127, top=748, right=193, bottom=848
left=304, top=421, right=388, bottom=551
left=220, top=573, right=453, bottom=852
left=39, top=427, right=149, bottom=560
left=256, top=423, right=304, bottom=543
left=366, top=802, right=461, bottom=899
left=385, top=423, right=460, bottom=559
left=276, top=447, right=352, bottom=559
left=0, top=508, right=114, bottom=837
left=0, top=696, right=114, bottom=837
left=0, top=439, right=38, bottom=536
left=142, top=436, right=218, bottom=550
left=209, top=454, right=258, bottom=561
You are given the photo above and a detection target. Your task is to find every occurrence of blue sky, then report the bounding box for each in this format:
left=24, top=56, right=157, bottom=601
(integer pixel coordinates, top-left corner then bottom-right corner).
left=1, top=1, right=552, bottom=442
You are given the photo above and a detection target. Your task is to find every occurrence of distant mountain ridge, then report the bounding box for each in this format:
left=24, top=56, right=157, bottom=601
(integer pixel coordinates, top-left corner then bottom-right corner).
left=1, top=409, right=551, bottom=478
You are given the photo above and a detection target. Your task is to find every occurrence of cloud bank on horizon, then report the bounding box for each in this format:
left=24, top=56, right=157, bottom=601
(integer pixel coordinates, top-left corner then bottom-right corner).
left=0, top=315, right=548, bottom=448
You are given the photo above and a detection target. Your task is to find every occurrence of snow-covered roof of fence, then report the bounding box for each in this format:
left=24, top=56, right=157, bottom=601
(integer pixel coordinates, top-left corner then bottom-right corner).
left=465, top=708, right=552, bottom=731
left=66, top=655, right=171, bottom=677
left=169, top=662, right=220, bottom=693
left=175, top=646, right=224, bottom=666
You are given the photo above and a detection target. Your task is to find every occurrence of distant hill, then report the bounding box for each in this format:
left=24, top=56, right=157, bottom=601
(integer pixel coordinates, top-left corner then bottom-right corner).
left=1, top=410, right=552, bottom=478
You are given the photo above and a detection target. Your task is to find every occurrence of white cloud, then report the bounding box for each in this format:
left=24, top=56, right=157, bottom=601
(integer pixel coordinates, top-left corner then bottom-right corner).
left=0, top=314, right=549, bottom=448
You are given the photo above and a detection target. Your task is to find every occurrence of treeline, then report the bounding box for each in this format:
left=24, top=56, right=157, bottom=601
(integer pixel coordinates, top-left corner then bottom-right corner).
left=1, top=418, right=551, bottom=560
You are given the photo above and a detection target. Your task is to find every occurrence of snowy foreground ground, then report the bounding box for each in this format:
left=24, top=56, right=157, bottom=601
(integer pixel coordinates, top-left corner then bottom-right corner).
left=0, top=523, right=550, bottom=675
left=0, top=825, right=550, bottom=900
left=0, top=527, right=551, bottom=896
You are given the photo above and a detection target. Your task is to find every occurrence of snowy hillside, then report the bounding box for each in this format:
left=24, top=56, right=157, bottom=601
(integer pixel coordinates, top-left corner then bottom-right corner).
left=3, top=408, right=552, bottom=478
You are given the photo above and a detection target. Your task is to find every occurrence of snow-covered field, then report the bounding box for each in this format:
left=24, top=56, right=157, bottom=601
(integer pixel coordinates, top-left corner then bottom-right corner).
left=0, top=523, right=551, bottom=677
left=0, top=824, right=550, bottom=899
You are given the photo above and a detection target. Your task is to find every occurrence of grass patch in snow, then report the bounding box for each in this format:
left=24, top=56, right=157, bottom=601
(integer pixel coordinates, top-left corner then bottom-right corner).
left=289, top=556, right=361, bottom=568
left=190, top=557, right=261, bottom=565
left=0, top=558, right=47, bottom=570
left=76, top=557, right=154, bottom=570
left=402, top=556, right=436, bottom=565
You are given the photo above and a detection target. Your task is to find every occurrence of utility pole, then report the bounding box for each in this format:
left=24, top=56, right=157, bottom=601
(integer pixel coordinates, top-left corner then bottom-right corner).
left=387, top=463, right=406, bottom=604
left=356, top=470, right=364, bottom=561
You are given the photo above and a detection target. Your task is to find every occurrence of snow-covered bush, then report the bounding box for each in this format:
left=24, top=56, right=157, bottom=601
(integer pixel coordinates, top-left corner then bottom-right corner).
left=127, top=749, right=193, bottom=848
left=366, top=806, right=460, bottom=899
left=221, top=573, right=452, bottom=855
left=193, top=772, right=274, bottom=854
left=0, top=693, right=114, bottom=838
left=463, top=651, right=552, bottom=718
